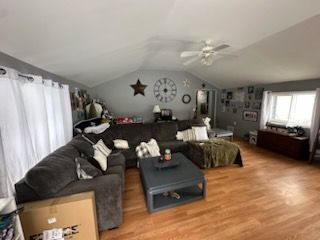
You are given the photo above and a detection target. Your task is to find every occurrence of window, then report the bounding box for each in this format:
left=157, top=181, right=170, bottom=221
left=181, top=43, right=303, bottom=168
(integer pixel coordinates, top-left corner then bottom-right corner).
left=268, top=91, right=316, bottom=127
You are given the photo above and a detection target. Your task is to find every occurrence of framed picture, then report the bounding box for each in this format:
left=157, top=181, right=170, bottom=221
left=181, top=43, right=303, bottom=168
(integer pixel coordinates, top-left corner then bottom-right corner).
left=244, top=101, right=251, bottom=109
left=243, top=110, right=258, bottom=122
left=252, top=102, right=261, bottom=110
left=221, top=98, right=225, bottom=104
left=225, top=100, right=230, bottom=107
left=255, top=87, right=264, bottom=100
left=248, top=86, right=254, bottom=94
left=227, top=91, right=233, bottom=100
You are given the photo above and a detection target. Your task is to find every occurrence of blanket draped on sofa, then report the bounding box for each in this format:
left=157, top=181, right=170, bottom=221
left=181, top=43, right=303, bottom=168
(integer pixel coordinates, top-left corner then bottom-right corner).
left=189, top=139, right=240, bottom=168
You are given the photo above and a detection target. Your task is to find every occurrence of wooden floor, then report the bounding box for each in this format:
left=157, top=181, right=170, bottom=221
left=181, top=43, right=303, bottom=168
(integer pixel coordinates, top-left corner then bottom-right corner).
left=100, top=140, right=320, bottom=240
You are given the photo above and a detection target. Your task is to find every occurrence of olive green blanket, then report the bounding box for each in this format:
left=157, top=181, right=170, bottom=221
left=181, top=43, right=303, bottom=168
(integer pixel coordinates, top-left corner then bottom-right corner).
left=189, top=138, right=240, bottom=168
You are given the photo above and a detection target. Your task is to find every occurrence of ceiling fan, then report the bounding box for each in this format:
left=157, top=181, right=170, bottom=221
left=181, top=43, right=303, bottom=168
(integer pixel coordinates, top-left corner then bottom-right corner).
left=180, top=40, right=234, bottom=66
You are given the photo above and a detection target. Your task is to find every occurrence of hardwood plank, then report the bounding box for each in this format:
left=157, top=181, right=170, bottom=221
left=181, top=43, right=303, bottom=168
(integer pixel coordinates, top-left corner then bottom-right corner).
left=100, top=140, right=320, bottom=240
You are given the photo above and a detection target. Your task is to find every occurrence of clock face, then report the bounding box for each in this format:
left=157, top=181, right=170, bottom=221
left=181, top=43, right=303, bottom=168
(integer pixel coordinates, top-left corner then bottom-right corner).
left=153, top=78, right=177, bottom=103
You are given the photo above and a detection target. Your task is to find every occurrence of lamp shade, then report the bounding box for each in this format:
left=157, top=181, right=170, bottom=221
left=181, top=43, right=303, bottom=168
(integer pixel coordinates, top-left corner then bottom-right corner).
left=153, top=105, right=161, bottom=113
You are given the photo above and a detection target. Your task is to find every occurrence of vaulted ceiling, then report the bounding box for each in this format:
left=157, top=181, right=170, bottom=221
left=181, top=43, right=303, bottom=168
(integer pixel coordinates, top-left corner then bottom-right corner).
left=0, top=0, right=320, bottom=88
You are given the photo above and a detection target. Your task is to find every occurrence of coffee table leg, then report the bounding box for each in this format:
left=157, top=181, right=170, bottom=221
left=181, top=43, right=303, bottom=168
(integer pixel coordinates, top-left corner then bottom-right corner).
left=202, top=178, right=207, bottom=198
left=147, top=191, right=154, bottom=212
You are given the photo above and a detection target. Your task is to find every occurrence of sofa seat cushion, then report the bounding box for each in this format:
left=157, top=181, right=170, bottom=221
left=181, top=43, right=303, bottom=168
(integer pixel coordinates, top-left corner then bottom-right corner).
left=25, top=144, right=80, bottom=198
left=76, top=157, right=103, bottom=178
left=158, top=140, right=189, bottom=154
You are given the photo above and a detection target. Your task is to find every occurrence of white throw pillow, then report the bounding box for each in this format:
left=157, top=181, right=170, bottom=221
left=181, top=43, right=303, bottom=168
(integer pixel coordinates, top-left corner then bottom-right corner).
left=84, top=123, right=110, bottom=134
left=93, top=139, right=111, bottom=171
left=176, top=131, right=184, bottom=140
left=179, top=129, right=196, bottom=142
left=113, top=139, right=129, bottom=149
left=192, top=126, right=209, bottom=141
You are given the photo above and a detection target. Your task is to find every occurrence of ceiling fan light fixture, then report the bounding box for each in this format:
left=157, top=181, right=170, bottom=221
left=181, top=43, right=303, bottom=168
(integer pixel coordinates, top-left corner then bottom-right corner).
left=201, top=56, right=213, bottom=66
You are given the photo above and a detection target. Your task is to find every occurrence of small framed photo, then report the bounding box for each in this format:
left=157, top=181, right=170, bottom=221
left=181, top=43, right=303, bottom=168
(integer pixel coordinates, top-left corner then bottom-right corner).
left=252, top=102, right=261, bottom=110
left=227, top=91, right=233, bottom=100
left=255, top=87, right=264, bottom=100
left=243, top=110, right=258, bottom=122
left=244, top=101, right=251, bottom=109
left=248, top=86, right=254, bottom=94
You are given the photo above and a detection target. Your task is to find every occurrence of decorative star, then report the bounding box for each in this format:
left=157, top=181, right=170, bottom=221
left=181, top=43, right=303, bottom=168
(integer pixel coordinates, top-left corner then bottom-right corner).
left=130, top=79, right=147, bottom=96
left=183, top=78, right=190, bottom=88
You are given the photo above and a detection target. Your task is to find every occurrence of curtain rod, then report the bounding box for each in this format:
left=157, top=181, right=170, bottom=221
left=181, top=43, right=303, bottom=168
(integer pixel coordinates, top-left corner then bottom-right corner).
left=0, top=67, right=64, bottom=88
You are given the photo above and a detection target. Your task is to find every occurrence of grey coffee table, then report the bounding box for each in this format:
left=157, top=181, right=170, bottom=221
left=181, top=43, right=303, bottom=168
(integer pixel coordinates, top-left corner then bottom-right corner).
left=139, top=153, right=206, bottom=213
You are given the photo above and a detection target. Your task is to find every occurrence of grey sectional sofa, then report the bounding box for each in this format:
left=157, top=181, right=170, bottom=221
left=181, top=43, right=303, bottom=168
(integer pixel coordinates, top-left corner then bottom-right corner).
left=85, top=119, right=204, bottom=168
left=15, top=119, right=204, bottom=231
left=15, top=140, right=126, bottom=231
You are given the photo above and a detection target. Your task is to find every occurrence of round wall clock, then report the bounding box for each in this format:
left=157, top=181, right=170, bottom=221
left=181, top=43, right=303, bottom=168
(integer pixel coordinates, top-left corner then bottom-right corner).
left=182, top=94, right=191, bottom=104
left=153, top=78, right=177, bottom=103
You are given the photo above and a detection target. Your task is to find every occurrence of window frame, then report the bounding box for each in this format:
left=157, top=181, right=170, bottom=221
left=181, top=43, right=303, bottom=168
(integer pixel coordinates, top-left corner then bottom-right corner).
left=268, top=90, right=316, bottom=128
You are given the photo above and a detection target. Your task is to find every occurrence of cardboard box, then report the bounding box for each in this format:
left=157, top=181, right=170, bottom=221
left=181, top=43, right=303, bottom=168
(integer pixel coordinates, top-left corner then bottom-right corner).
left=19, top=192, right=99, bottom=240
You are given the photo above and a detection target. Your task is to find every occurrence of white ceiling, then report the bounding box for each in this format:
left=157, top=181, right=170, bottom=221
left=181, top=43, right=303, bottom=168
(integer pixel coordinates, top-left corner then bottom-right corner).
left=0, top=0, right=320, bottom=88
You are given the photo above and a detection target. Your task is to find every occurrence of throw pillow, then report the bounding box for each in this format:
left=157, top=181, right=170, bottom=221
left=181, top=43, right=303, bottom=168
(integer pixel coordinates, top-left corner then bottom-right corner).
left=75, top=157, right=103, bottom=180
left=77, top=157, right=103, bottom=176
left=176, top=131, right=183, bottom=140
left=93, top=139, right=112, bottom=171
left=84, top=123, right=110, bottom=134
left=179, top=128, right=196, bottom=142
left=113, top=139, right=129, bottom=149
left=192, top=126, right=209, bottom=141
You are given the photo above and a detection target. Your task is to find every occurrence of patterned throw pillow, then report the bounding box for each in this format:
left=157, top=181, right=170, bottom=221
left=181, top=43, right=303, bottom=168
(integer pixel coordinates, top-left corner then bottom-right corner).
left=176, top=129, right=197, bottom=142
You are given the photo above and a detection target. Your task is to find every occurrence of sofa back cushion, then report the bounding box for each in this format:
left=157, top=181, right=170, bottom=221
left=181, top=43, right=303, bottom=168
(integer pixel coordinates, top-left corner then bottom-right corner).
left=98, top=124, right=153, bottom=147
left=68, top=134, right=95, bottom=156
left=151, top=122, right=178, bottom=141
left=177, top=119, right=205, bottom=131
left=25, top=144, right=80, bottom=198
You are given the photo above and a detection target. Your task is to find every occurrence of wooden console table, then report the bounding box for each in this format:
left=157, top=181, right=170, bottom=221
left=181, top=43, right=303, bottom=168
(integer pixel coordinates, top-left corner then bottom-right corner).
left=257, top=129, right=309, bottom=159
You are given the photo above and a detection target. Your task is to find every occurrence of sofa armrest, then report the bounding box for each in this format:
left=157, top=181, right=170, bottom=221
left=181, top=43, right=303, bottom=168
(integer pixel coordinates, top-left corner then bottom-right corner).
left=108, top=152, right=126, bottom=169
left=57, top=174, right=122, bottom=231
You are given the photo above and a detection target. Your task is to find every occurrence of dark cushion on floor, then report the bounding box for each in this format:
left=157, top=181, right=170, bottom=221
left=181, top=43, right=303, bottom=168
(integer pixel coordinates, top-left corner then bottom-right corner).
left=151, top=122, right=178, bottom=142
left=25, top=144, right=80, bottom=198
left=158, top=140, right=189, bottom=154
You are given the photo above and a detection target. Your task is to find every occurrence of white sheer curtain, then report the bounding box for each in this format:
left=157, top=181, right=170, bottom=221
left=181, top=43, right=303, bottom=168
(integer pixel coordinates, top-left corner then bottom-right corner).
left=259, top=91, right=273, bottom=129
left=310, top=88, right=320, bottom=152
left=0, top=66, right=73, bottom=197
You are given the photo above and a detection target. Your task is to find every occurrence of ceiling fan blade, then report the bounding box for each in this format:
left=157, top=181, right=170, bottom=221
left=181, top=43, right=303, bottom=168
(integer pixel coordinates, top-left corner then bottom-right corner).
left=212, top=44, right=230, bottom=52
left=183, top=56, right=200, bottom=65
left=180, top=51, right=200, bottom=58
left=214, top=52, right=238, bottom=57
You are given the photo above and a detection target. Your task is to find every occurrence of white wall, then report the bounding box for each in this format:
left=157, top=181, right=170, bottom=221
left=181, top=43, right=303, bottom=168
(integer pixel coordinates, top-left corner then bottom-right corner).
left=92, top=70, right=216, bottom=122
